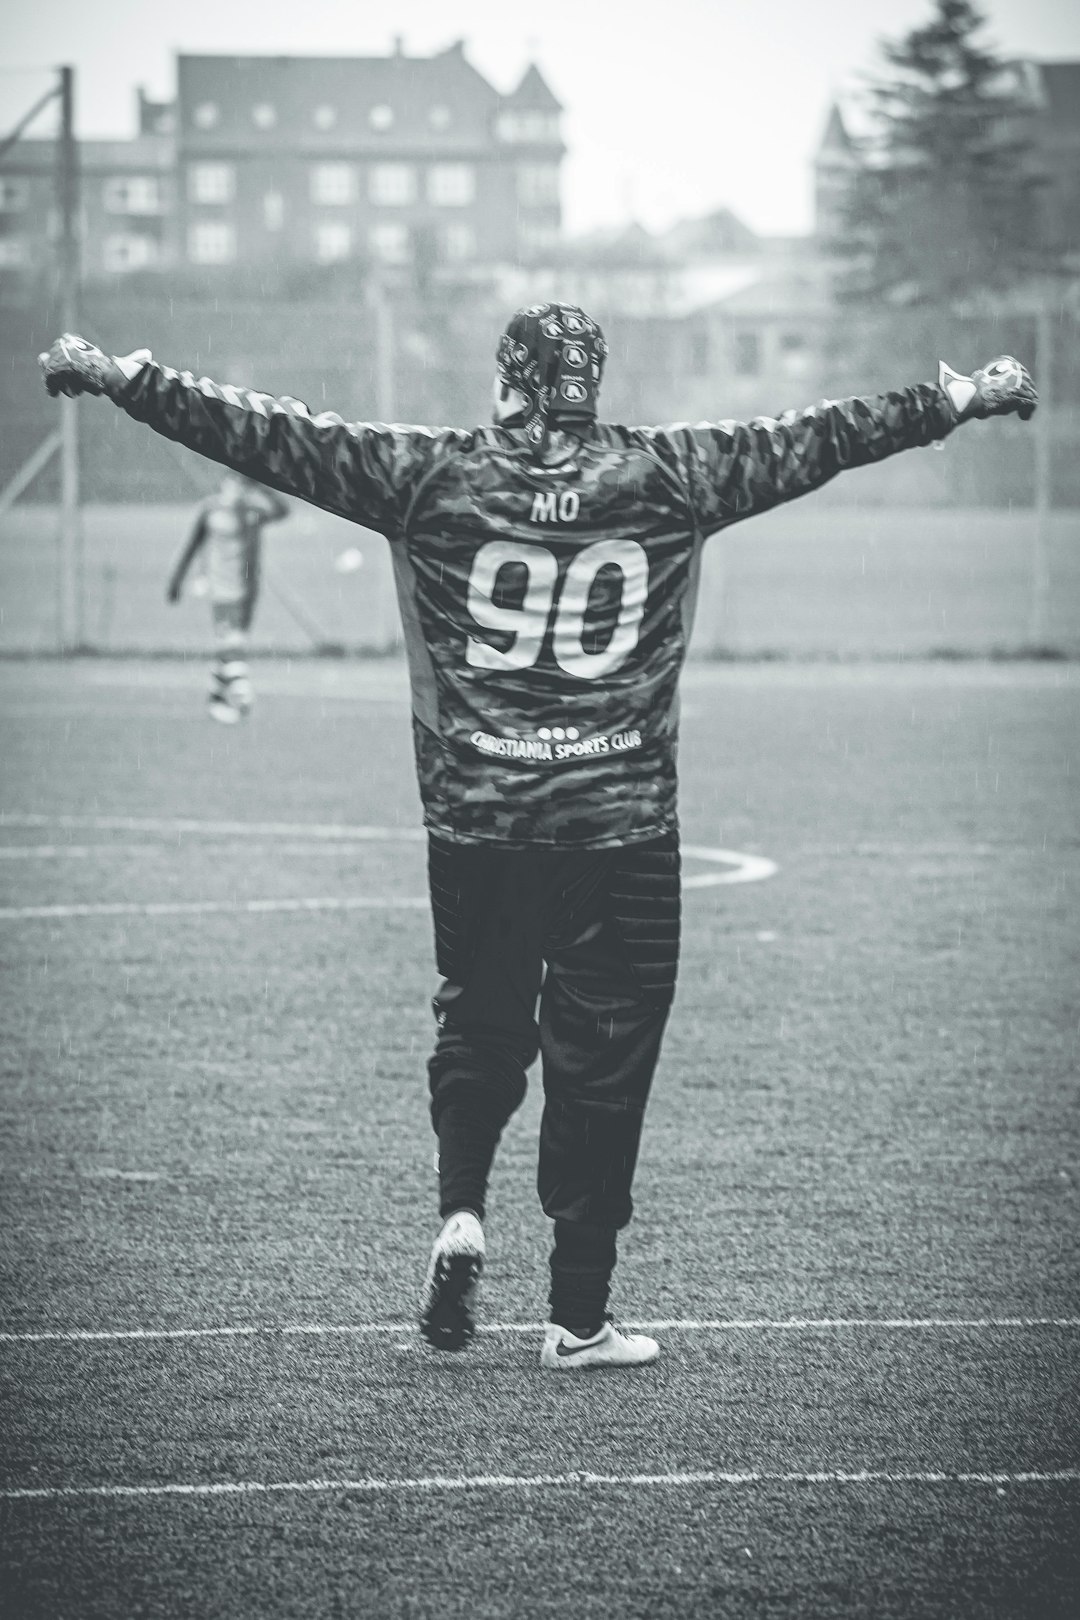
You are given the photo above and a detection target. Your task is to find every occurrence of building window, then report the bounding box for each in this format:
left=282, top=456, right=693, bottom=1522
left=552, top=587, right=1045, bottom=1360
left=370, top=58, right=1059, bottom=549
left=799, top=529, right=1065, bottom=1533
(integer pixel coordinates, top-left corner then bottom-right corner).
left=188, top=162, right=234, bottom=204
left=252, top=102, right=277, bottom=130
left=371, top=222, right=409, bottom=263
left=429, top=104, right=451, bottom=130
left=369, top=104, right=394, bottom=131
left=263, top=191, right=285, bottom=231
left=0, top=237, right=29, bottom=267
left=315, top=222, right=352, bottom=263
left=103, top=234, right=158, bottom=273
left=0, top=178, right=29, bottom=211
left=103, top=176, right=163, bottom=215
left=188, top=221, right=236, bottom=264
left=313, top=103, right=337, bottom=130
left=733, top=330, right=761, bottom=376
left=688, top=325, right=710, bottom=377
left=443, top=222, right=476, bottom=262
left=497, top=111, right=559, bottom=143
left=310, top=163, right=355, bottom=205
left=518, top=220, right=558, bottom=259
left=193, top=101, right=220, bottom=130
left=516, top=164, right=559, bottom=207
left=780, top=332, right=811, bottom=377
left=369, top=163, right=416, bottom=206
left=427, top=162, right=474, bottom=206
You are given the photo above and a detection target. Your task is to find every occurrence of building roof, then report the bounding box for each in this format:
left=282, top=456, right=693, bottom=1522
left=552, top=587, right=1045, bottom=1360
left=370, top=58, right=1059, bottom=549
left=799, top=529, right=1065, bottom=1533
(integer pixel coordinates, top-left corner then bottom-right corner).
left=661, top=207, right=759, bottom=260
left=176, top=45, right=505, bottom=153
left=818, top=103, right=854, bottom=155
left=505, top=63, right=561, bottom=110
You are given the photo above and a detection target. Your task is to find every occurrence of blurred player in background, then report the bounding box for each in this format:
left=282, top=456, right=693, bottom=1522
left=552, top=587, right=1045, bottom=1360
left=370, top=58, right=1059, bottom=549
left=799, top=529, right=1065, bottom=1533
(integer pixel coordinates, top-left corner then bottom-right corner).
left=166, top=471, right=288, bottom=722
left=39, top=318, right=1035, bottom=1371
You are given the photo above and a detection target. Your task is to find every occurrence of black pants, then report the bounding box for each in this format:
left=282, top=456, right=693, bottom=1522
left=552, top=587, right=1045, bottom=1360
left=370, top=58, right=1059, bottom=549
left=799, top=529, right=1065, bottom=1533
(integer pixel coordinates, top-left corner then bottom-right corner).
left=426, top=831, right=681, bottom=1231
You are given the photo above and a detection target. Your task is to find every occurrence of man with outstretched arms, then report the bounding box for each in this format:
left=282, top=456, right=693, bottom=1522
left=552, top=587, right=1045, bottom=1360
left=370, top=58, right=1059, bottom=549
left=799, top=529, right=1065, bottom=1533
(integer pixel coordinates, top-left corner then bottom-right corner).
left=40, top=312, right=1035, bottom=1371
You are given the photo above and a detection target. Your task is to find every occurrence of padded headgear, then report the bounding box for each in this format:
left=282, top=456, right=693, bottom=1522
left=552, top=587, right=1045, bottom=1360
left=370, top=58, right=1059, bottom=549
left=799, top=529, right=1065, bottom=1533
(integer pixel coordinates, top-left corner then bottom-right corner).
left=496, top=302, right=607, bottom=453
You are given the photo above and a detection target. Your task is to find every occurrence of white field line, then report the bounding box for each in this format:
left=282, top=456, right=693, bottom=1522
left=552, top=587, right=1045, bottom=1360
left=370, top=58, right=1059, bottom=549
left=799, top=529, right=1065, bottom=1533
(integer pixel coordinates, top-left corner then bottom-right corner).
left=0, top=814, right=426, bottom=841
left=0, top=844, right=421, bottom=860
left=4, top=1468, right=1079, bottom=1502
left=682, top=845, right=778, bottom=887
left=0, top=817, right=776, bottom=916
left=3, top=1315, right=1077, bottom=1345
left=0, top=897, right=429, bottom=919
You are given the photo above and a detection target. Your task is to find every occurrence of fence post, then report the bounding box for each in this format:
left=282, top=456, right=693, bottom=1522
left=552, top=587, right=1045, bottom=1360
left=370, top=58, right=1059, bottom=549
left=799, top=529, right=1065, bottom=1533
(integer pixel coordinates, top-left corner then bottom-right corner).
left=56, top=65, right=83, bottom=651
left=1027, top=305, right=1053, bottom=648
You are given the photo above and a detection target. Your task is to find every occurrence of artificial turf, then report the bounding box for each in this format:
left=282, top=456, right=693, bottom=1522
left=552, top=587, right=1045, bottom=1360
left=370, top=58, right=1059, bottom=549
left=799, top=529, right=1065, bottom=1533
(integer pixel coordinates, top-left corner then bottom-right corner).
left=0, top=657, right=1077, bottom=1618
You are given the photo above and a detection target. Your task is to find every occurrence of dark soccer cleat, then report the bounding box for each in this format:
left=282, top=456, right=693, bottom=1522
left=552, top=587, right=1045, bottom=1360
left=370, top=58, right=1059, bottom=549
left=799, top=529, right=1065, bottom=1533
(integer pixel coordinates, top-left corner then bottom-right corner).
left=419, top=1211, right=485, bottom=1351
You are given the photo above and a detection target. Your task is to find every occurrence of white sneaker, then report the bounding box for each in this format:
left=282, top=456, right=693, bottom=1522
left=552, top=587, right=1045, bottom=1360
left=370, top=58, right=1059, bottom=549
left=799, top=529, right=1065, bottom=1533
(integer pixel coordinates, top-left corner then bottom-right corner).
left=540, top=1320, right=660, bottom=1372
left=208, top=696, right=241, bottom=725
left=419, top=1211, right=485, bottom=1352
left=208, top=661, right=253, bottom=722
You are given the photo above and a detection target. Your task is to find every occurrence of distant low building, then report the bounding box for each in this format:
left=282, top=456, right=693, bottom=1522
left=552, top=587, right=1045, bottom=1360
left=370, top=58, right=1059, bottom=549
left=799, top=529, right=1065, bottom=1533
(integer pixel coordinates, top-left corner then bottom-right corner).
left=499, top=211, right=833, bottom=421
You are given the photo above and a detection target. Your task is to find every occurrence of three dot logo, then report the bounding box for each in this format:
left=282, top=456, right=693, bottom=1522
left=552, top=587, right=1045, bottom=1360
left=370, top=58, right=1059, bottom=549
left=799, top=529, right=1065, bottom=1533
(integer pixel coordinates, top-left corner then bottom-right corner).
left=538, top=725, right=579, bottom=742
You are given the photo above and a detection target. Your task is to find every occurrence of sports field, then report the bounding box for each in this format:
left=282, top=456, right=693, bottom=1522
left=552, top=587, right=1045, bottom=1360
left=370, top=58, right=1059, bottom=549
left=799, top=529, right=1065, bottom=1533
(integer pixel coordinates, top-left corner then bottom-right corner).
left=0, top=656, right=1077, bottom=1618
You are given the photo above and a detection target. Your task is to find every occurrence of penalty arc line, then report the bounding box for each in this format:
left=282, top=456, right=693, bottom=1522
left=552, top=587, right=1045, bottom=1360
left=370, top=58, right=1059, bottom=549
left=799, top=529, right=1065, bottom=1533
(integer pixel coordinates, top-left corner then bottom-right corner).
left=3, top=1315, right=1078, bottom=1344
left=0, top=820, right=776, bottom=916
left=3, top=1469, right=1079, bottom=1502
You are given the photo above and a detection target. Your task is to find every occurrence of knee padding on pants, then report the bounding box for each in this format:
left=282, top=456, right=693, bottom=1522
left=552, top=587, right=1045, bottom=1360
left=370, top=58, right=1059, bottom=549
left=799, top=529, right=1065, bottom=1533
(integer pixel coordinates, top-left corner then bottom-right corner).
left=428, top=1031, right=531, bottom=1132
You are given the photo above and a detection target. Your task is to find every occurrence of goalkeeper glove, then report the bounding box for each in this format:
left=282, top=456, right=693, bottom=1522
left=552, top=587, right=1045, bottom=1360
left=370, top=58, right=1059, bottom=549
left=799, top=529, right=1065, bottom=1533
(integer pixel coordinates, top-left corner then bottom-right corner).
left=38, top=334, right=150, bottom=399
left=938, top=356, right=1037, bottom=422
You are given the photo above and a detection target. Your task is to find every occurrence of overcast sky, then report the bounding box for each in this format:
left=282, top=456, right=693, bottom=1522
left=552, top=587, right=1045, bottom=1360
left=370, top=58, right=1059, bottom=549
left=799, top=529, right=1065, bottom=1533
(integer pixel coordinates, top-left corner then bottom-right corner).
left=3, top=0, right=1079, bottom=235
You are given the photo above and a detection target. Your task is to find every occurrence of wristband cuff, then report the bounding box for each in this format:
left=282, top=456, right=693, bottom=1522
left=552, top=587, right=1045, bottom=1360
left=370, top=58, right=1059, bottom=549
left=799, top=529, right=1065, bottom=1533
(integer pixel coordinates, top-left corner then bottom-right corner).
left=938, top=360, right=978, bottom=420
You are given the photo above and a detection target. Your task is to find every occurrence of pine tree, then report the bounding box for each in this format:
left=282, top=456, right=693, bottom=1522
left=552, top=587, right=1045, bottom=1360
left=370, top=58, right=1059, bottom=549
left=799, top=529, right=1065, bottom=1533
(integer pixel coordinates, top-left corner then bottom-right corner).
left=832, top=0, right=1043, bottom=311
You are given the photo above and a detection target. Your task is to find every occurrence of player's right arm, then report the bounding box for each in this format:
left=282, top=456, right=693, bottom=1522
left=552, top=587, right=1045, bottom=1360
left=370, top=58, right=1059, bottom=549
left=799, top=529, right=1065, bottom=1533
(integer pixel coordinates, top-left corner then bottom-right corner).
left=38, top=334, right=453, bottom=537
left=166, top=508, right=208, bottom=603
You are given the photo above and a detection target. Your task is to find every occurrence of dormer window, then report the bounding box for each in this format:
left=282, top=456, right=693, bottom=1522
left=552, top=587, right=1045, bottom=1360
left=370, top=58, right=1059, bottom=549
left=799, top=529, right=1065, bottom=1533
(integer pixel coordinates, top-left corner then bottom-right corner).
left=252, top=103, right=277, bottom=130
left=497, top=110, right=559, bottom=143
left=369, top=104, right=394, bottom=131
left=313, top=104, right=337, bottom=131
left=429, top=104, right=451, bottom=131
left=193, top=101, right=220, bottom=130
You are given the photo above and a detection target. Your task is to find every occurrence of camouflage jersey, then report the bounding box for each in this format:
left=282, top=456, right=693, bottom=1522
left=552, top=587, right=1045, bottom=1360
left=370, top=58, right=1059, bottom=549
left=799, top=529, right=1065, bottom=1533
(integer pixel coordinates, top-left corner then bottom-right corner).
left=118, top=363, right=958, bottom=849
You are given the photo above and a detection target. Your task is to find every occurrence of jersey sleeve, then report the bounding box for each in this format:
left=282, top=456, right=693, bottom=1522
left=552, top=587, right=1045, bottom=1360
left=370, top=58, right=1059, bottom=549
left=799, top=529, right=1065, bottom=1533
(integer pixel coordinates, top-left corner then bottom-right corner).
left=116, top=358, right=463, bottom=537
left=635, top=383, right=958, bottom=535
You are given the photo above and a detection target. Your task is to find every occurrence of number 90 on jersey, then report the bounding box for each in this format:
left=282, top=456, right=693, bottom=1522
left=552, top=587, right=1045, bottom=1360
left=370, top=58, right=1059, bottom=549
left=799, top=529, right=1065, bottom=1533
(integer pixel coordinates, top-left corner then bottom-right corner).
left=465, top=537, right=649, bottom=681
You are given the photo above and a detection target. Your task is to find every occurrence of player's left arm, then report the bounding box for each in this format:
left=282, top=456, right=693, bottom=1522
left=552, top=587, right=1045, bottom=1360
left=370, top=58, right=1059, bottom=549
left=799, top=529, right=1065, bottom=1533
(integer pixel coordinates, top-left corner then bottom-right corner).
left=654, top=357, right=1036, bottom=533
left=38, top=334, right=453, bottom=537
left=166, top=509, right=207, bottom=603
left=252, top=485, right=289, bottom=524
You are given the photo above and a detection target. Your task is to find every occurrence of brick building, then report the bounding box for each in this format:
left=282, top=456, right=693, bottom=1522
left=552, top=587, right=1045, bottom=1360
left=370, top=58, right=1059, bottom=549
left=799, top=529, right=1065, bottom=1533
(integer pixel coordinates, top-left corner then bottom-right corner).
left=0, top=117, right=175, bottom=282
left=0, top=42, right=564, bottom=286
